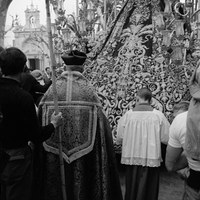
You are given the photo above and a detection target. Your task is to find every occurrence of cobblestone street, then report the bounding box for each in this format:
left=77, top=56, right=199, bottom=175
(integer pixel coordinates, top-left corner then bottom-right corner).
left=158, top=169, right=184, bottom=200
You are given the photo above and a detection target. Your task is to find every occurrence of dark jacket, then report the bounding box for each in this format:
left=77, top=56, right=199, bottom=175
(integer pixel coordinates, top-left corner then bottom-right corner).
left=0, top=77, right=54, bottom=149
left=20, top=72, right=52, bottom=106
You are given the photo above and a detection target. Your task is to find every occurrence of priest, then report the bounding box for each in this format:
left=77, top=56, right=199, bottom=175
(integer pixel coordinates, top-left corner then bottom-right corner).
left=37, top=50, right=123, bottom=200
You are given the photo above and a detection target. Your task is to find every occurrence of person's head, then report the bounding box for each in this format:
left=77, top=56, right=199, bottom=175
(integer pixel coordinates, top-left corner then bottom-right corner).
left=45, top=67, right=51, bottom=74
left=173, top=101, right=189, bottom=117
left=31, top=69, right=44, bottom=84
left=61, top=50, right=87, bottom=73
left=136, top=87, right=152, bottom=105
left=0, top=47, right=27, bottom=76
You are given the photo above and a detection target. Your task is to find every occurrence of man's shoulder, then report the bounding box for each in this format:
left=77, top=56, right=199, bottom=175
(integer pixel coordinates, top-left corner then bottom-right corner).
left=152, top=108, right=163, bottom=114
left=173, top=111, right=188, bottom=123
left=152, top=109, right=165, bottom=117
left=152, top=109, right=170, bottom=124
left=127, top=109, right=159, bottom=118
left=120, top=109, right=132, bottom=117
left=1, top=83, right=34, bottom=107
left=119, top=109, right=134, bottom=120
left=177, top=111, right=188, bottom=118
left=170, top=112, right=187, bottom=136
left=21, top=72, right=36, bottom=82
left=126, top=109, right=133, bottom=114
left=18, top=87, right=35, bottom=103
left=153, top=108, right=168, bottom=116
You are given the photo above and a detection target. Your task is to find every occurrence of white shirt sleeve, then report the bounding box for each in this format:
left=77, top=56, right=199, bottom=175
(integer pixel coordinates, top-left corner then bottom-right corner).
left=168, top=114, right=186, bottom=148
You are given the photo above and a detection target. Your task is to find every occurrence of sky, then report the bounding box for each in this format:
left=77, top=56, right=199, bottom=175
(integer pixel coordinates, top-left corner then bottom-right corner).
left=6, top=0, right=77, bottom=26
left=5, top=0, right=187, bottom=27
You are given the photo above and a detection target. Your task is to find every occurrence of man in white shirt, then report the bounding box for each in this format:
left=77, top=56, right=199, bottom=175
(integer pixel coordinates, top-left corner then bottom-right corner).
left=165, top=101, right=200, bottom=200
left=116, top=87, right=170, bottom=200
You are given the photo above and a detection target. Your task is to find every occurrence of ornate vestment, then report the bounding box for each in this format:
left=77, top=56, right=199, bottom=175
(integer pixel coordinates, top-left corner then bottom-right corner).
left=37, top=71, right=123, bottom=200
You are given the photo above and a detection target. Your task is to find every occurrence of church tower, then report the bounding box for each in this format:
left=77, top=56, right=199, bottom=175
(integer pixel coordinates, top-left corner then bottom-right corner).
left=25, top=1, right=40, bottom=29
left=13, top=0, right=61, bottom=71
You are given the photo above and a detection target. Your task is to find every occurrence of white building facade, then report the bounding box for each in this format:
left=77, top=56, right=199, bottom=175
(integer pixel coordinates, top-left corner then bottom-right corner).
left=9, top=3, right=61, bottom=71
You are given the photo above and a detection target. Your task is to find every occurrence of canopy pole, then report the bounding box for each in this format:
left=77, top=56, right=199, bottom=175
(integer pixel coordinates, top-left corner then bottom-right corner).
left=45, top=1, right=67, bottom=200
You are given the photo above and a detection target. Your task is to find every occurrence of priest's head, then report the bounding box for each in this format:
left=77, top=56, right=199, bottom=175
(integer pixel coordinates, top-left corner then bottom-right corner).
left=61, top=50, right=87, bottom=73
left=136, top=87, right=152, bottom=105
